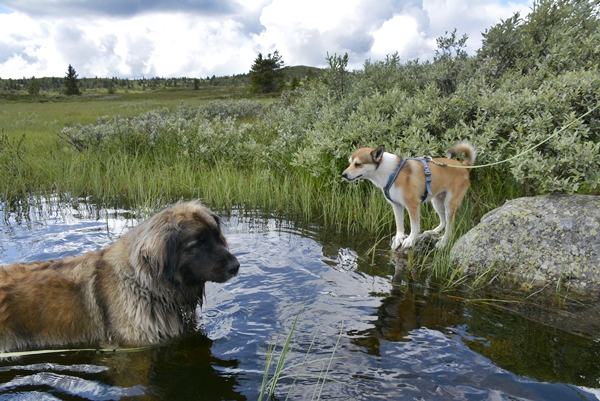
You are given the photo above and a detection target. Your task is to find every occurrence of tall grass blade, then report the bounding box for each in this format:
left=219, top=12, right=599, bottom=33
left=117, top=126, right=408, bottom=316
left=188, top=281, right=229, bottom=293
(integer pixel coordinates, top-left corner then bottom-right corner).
left=315, top=321, right=344, bottom=400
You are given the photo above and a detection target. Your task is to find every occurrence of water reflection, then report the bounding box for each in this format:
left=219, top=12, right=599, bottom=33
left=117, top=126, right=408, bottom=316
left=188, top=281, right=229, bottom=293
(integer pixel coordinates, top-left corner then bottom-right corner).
left=0, top=333, right=245, bottom=400
left=1, top=198, right=600, bottom=400
left=459, top=302, right=600, bottom=387
left=146, top=334, right=246, bottom=400
left=350, top=284, right=465, bottom=355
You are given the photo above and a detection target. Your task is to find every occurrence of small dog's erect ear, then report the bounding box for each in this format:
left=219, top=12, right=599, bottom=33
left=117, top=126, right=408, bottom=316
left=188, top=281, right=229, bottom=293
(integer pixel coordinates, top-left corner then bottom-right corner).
left=358, top=143, right=364, bottom=149
left=372, top=145, right=385, bottom=163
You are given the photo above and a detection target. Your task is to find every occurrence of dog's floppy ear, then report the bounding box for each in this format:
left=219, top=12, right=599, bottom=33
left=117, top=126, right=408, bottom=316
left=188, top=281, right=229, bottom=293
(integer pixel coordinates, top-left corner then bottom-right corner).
left=129, top=209, right=181, bottom=280
left=372, top=145, right=385, bottom=163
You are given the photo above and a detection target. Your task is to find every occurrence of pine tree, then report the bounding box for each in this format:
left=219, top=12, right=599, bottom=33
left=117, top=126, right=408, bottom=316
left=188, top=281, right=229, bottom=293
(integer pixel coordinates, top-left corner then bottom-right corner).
left=64, top=64, right=81, bottom=96
left=27, top=76, right=40, bottom=95
left=290, top=75, right=300, bottom=90
left=249, top=50, right=285, bottom=93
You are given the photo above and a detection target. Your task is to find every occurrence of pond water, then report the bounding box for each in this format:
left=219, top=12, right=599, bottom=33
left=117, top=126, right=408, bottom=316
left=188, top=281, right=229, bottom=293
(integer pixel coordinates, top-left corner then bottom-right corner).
left=1, top=198, right=600, bottom=400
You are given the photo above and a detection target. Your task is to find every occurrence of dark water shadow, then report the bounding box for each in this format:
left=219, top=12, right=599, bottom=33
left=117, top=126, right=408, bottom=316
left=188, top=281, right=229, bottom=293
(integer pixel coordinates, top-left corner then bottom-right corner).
left=0, top=332, right=245, bottom=401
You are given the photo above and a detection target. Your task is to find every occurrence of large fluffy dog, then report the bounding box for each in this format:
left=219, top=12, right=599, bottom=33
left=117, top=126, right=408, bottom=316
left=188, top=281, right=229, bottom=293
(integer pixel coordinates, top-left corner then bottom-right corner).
left=342, top=143, right=476, bottom=250
left=0, top=200, right=239, bottom=352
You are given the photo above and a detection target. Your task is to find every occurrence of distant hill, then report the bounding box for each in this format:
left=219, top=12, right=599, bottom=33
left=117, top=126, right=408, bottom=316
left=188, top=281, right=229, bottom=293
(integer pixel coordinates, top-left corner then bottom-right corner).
left=282, top=65, right=323, bottom=80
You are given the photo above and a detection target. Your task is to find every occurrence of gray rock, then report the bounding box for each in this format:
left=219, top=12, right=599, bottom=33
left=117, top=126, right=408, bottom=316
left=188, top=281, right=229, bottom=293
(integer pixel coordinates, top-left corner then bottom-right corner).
left=394, top=231, right=439, bottom=257
left=450, top=195, right=600, bottom=295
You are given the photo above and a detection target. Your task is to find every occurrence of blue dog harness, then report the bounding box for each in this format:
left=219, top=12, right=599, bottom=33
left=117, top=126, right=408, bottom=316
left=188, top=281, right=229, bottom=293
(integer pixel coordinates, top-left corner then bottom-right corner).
left=383, top=156, right=433, bottom=205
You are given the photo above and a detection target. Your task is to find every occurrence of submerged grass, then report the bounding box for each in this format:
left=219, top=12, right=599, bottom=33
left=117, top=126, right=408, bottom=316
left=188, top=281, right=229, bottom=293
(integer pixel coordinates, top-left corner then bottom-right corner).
left=259, top=299, right=352, bottom=401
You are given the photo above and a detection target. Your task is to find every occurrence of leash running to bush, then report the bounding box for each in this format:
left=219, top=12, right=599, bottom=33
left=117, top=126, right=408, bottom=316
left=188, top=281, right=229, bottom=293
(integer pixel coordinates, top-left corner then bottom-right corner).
left=430, top=103, right=600, bottom=169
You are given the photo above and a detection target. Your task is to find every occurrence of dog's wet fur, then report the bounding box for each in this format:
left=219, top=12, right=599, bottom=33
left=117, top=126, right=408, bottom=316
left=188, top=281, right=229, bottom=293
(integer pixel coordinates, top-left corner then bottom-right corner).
left=0, top=200, right=239, bottom=351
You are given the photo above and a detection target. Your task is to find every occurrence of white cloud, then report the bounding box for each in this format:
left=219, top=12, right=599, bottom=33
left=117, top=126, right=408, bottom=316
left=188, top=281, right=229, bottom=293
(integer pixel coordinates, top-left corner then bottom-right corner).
left=424, top=0, right=533, bottom=52
left=0, top=0, right=533, bottom=79
left=368, top=14, right=432, bottom=62
left=254, top=0, right=367, bottom=67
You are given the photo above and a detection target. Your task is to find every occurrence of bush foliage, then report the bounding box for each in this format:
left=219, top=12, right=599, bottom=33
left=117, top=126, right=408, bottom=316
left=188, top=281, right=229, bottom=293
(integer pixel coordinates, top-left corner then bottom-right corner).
left=58, top=0, right=599, bottom=198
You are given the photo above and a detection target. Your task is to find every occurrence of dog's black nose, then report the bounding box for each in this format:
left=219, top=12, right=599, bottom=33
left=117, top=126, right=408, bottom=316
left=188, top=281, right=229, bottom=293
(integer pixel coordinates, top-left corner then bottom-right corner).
left=227, top=256, right=240, bottom=277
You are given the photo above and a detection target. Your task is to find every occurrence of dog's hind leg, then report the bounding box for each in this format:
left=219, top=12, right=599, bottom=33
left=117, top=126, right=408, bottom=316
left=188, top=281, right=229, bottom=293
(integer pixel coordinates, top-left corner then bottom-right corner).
left=436, top=188, right=466, bottom=248
left=390, top=203, right=406, bottom=250
left=424, top=193, right=446, bottom=235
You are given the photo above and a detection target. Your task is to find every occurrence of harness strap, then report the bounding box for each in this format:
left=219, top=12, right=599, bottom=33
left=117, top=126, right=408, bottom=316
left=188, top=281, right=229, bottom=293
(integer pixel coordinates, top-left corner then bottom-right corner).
left=420, top=156, right=433, bottom=201
left=383, top=156, right=433, bottom=205
left=383, top=158, right=407, bottom=204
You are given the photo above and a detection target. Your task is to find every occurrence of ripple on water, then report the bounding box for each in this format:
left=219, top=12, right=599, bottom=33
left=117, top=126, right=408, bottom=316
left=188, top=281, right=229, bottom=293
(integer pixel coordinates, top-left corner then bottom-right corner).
left=1, top=200, right=600, bottom=400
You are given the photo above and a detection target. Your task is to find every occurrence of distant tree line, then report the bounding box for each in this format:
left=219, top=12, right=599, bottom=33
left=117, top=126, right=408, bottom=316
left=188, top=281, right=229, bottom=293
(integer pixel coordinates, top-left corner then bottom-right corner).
left=1, top=62, right=319, bottom=96
left=0, top=72, right=254, bottom=94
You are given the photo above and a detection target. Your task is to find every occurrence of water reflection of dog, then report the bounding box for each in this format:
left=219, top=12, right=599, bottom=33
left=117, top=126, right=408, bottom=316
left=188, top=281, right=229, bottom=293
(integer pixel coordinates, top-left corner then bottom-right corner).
left=0, top=333, right=247, bottom=401
left=0, top=201, right=239, bottom=351
left=351, top=254, right=464, bottom=355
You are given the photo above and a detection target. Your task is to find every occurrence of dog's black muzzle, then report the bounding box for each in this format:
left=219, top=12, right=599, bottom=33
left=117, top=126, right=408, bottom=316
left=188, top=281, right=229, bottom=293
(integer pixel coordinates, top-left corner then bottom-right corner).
left=342, top=172, right=361, bottom=182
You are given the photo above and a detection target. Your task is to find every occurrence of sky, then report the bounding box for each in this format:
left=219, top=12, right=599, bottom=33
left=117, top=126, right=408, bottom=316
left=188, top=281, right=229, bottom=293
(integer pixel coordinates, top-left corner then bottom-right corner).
left=0, top=0, right=533, bottom=80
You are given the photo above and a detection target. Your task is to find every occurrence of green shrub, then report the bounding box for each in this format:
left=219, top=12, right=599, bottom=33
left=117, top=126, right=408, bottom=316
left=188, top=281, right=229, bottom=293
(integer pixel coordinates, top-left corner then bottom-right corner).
left=44, top=0, right=600, bottom=213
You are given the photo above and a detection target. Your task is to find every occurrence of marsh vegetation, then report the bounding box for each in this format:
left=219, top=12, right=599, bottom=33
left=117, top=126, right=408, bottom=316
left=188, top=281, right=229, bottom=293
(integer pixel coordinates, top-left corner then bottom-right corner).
left=0, top=0, right=598, bottom=288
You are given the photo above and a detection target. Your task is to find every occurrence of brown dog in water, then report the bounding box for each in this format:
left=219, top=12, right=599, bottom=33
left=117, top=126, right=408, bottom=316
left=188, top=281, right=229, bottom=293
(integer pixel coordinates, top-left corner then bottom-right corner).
left=0, top=200, right=239, bottom=352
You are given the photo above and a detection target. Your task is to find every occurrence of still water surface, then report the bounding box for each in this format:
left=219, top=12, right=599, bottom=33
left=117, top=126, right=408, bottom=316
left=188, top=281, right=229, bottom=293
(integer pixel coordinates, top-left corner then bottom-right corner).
left=0, top=198, right=599, bottom=400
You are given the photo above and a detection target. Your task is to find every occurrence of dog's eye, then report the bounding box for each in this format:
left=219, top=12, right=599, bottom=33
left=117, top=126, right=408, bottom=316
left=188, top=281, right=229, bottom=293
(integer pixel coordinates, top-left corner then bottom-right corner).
left=354, top=162, right=362, bottom=167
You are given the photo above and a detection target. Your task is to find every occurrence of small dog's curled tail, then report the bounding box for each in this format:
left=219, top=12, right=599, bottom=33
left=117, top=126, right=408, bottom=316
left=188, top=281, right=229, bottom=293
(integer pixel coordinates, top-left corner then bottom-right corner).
left=446, top=142, right=476, bottom=166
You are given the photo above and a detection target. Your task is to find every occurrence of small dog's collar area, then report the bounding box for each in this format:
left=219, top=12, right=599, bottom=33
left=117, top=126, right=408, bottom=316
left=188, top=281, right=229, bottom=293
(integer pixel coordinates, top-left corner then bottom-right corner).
left=383, top=157, right=433, bottom=204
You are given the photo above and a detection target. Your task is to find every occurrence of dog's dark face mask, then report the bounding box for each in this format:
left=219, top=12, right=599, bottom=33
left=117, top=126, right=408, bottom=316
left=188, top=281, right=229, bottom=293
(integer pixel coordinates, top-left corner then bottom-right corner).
left=172, top=214, right=240, bottom=286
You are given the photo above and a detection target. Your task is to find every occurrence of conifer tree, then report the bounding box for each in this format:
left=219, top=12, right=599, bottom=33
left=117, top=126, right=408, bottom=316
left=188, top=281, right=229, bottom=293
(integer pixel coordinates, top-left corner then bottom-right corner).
left=27, top=76, right=40, bottom=95
left=290, top=75, right=300, bottom=90
left=64, top=64, right=81, bottom=96
left=249, top=50, right=285, bottom=93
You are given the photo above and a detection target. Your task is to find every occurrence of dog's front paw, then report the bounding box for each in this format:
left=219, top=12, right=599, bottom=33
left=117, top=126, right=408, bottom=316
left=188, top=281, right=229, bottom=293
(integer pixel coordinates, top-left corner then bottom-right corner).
left=391, top=234, right=406, bottom=250
left=401, top=235, right=417, bottom=249
left=435, top=237, right=448, bottom=248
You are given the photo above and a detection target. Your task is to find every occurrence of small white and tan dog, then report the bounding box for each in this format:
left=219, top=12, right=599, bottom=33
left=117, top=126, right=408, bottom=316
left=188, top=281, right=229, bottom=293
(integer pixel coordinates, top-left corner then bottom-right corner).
left=342, top=142, right=476, bottom=250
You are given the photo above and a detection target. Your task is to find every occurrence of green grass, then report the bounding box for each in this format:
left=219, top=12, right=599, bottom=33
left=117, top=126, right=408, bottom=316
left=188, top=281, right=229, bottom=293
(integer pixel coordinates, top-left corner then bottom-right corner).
left=0, top=87, right=522, bottom=292
left=0, top=86, right=272, bottom=150
left=0, top=142, right=398, bottom=235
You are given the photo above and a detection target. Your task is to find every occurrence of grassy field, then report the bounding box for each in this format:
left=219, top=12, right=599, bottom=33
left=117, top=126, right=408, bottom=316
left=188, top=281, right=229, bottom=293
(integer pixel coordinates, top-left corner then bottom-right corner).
left=0, top=86, right=273, bottom=147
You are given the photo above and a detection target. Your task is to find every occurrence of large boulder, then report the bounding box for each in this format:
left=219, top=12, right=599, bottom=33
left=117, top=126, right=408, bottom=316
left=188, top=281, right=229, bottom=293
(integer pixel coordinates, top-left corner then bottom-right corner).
left=450, top=195, right=600, bottom=295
